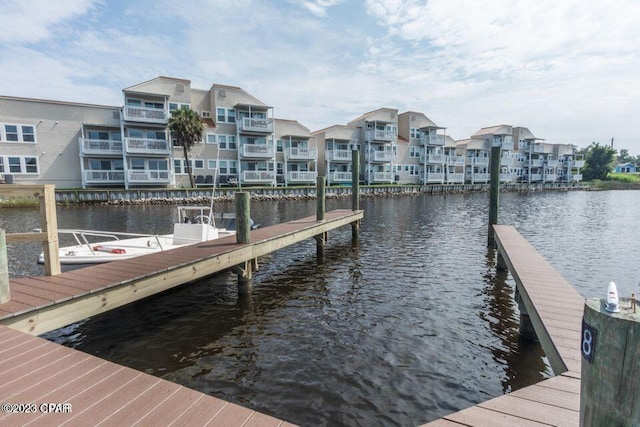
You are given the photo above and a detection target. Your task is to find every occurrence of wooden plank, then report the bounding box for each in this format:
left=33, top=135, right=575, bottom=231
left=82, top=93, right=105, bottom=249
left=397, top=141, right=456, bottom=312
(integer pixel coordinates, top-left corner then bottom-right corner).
left=478, top=395, right=579, bottom=426
left=509, top=383, right=580, bottom=411
left=5, top=232, right=47, bottom=243
left=441, top=405, right=549, bottom=427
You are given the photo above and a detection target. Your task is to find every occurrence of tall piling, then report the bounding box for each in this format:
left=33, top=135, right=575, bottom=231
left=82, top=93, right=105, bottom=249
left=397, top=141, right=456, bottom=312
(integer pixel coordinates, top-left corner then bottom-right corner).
left=234, top=192, right=252, bottom=294
left=0, top=229, right=9, bottom=304
left=316, top=176, right=327, bottom=261
left=488, top=145, right=501, bottom=247
left=580, top=296, right=640, bottom=426
left=351, top=150, right=360, bottom=241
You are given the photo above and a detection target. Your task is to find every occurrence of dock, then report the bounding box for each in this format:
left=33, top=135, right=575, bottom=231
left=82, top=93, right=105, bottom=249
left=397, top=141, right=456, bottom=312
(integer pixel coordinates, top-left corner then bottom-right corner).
left=424, top=225, right=584, bottom=426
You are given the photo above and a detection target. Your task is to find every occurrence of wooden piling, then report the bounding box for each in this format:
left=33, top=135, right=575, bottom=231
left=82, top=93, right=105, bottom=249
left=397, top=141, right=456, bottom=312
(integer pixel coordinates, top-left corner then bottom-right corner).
left=40, top=186, right=61, bottom=276
left=234, top=192, right=252, bottom=294
left=580, top=297, right=640, bottom=426
left=0, top=229, right=9, bottom=304
left=351, top=150, right=360, bottom=241
left=487, top=145, right=501, bottom=247
left=317, top=176, right=325, bottom=221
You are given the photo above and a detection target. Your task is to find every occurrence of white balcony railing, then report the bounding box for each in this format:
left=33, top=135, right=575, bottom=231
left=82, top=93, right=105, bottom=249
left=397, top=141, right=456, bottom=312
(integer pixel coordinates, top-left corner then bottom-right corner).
left=327, top=149, right=352, bottom=161
left=570, top=173, right=583, bottom=181
left=84, top=170, right=125, bottom=183
left=367, top=151, right=394, bottom=162
left=123, top=106, right=167, bottom=124
left=127, top=170, right=172, bottom=183
left=530, top=159, right=544, bottom=167
left=447, top=156, right=465, bottom=166
left=372, top=172, right=394, bottom=182
left=125, top=138, right=170, bottom=154
left=529, top=145, right=544, bottom=153
left=530, top=173, right=543, bottom=182
left=500, top=156, right=513, bottom=167
left=287, top=171, right=317, bottom=182
left=286, top=147, right=317, bottom=160
left=238, top=117, right=274, bottom=133
left=240, top=144, right=274, bottom=158
left=573, top=160, right=585, bottom=168
left=424, top=172, right=445, bottom=183
left=80, top=138, right=123, bottom=155
left=330, top=171, right=352, bottom=182
left=500, top=173, right=515, bottom=182
left=546, top=159, right=559, bottom=167
left=473, top=173, right=490, bottom=182
left=366, top=130, right=396, bottom=142
left=545, top=173, right=558, bottom=182
left=472, top=157, right=489, bottom=166
left=242, top=170, right=276, bottom=182
left=501, top=141, right=514, bottom=151
left=424, top=154, right=445, bottom=164
left=447, top=173, right=465, bottom=183
left=420, top=135, right=446, bottom=146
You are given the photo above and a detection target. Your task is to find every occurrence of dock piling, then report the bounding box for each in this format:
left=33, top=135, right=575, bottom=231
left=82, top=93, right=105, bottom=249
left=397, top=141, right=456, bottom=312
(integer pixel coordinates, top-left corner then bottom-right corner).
left=317, top=176, right=325, bottom=221
left=234, top=192, right=252, bottom=294
left=487, top=145, right=501, bottom=247
left=351, top=150, right=360, bottom=241
left=580, top=296, right=640, bottom=426
left=0, top=229, right=9, bottom=304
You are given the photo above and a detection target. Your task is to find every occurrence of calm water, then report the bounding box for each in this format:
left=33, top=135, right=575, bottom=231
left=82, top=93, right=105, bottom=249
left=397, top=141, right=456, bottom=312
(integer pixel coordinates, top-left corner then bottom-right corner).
left=2, top=190, right=639, bottom=426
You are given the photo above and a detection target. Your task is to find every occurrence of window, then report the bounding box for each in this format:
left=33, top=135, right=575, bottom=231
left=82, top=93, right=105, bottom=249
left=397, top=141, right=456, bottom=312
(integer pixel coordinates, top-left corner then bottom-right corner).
left=218, top=134, right=237, bottom=149
left=227, top=109, right=236, bottom=123
left=201, top=111, right=211, bottom=118
left=206, top=134, right=217, bottom=144
left=0, top=124, right=35, bottom=143
left=277, top=162, right=284, bottom=175
left=169, top=102, right=190, bottom=112
left=0, top=156, right=38, bottom=174
left=174, top=159, right=183, bottom=174
left=409, top=146, right=420, bottom=157
left=130, top=158, right=145, bottom=170
left=207, top=160, right=217, bottom=169
left=277, top=140, right=283, bottom=152
left=410, top=128, right=420, bottom=139
left=194, top=159, right=204, bottom=169
left=217, top=108, right=236, bottom=123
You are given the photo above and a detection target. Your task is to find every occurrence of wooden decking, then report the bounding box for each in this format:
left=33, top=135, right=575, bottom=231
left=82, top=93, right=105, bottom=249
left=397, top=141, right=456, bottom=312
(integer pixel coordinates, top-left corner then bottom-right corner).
left=0, top=209, right=363, bottom=336
left=423, top=225, right=584, bottom=426
left=0, top=324, right=294, bottom=426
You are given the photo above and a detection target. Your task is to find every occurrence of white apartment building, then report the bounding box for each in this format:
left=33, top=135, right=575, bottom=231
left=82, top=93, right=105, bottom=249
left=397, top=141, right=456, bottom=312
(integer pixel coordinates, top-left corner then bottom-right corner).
left=0, top=78, right=582, bottom=189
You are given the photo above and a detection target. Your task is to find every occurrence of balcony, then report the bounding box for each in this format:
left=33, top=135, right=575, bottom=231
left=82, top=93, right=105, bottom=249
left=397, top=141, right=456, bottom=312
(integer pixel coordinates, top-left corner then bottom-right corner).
left=424, top=172, right=444, bottom=183
left=370, top=172, right=394, bottom=182
left=472, top=157, right=489, bottom=166
left=473, top=173, right=490, bottom=182
left=447, top=156, right=465, bottom=166
left=530, top=159, right=544, bottom=167
left=123, top=106, right=167, bottom=124
left=545, top=173, right=558, bottom=182
left=286, top=147, right=317, bottom=160
left=330, top=171, right=352, bottom=182
left=366, top=129, right=395, bottom=142
left=327, top=149, right=352, bottom=162
left=528, top=145, right=544, bottom=153
left=500, top=156, right=513, bottom=167
left=500, top=173, right=515, bottom=182
left=530, top=173, right=543, bottom=182
left=573, top=160, right=585, bottom=168
left=546, top=159, right=559, bottom=167
left=447, top=173, right=465, bottom=183
left=240, top=144, right=274, bottom=159
left=501, top=141, right=514, bottom=151
left=419, top=135, right=445, bottom=146
left=423, top=154, right=445, bottom=164
left=570, top=174, right=583, bottom=182
left=287, top=171, right=317, bottom=182
left=125, top=138, right=170, bottom=155
left=237, top=117, right=274, bottom=134
left=84, top=170, right=125, bottom=184
left=242, top=170, right=276, bottom=183
left=80, top=138, right=123, bottom=156
left=127, top=170, right=172, bottom=183
left=367, top=151, right=394, bottom=162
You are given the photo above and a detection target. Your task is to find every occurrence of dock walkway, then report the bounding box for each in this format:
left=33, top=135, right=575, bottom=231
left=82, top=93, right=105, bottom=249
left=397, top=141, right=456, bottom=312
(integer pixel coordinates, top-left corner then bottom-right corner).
left=424, top=225, right=584, bottom=426
left=1, top=209, right=363, bottom=336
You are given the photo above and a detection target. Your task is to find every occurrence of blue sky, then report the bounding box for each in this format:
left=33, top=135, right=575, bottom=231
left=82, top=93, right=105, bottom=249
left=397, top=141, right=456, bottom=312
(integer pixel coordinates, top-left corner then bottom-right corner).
left=1, top=0, right=639, bottom=154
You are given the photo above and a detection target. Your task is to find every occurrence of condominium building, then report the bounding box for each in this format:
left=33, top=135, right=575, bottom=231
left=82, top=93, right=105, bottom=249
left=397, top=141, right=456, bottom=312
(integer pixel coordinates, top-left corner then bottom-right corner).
left=0, top=78, right=582, bottom=188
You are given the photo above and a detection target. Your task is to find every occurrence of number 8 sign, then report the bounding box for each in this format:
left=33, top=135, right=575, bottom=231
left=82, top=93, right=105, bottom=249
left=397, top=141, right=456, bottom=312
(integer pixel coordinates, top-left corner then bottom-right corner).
left=582, top=320, right=597, bottom=363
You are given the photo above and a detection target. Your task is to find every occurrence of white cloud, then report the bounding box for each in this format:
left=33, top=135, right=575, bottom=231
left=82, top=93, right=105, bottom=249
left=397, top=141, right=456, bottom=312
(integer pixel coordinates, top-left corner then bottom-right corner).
left=292, top=0, right=343, bottom=17
left=0, top=0, right=96, bottom=43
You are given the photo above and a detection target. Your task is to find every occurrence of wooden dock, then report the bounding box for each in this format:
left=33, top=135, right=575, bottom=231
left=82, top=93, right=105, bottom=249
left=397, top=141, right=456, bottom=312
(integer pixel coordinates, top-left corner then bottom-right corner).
left=0, top=208, right=362, bottom=426
left=0, top=209, right=362, bottom=336
left=423, top=225, right=584, bottom=426
left=0, top=323, right=294, bottom=426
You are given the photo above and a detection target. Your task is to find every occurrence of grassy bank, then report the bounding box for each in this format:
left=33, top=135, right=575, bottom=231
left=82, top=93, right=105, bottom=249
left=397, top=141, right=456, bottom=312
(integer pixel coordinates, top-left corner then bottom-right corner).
left=591, top=173, right=640, bottom=190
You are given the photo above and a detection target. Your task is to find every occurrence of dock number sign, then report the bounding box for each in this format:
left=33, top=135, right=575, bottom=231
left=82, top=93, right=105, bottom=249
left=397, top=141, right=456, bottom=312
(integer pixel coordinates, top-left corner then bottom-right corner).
left=581, top=321, right=597, bottom=363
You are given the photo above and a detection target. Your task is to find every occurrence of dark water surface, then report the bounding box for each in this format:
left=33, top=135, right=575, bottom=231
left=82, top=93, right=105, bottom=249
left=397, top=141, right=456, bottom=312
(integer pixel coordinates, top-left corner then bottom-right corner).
left=2, top=190, right=639, bottom=426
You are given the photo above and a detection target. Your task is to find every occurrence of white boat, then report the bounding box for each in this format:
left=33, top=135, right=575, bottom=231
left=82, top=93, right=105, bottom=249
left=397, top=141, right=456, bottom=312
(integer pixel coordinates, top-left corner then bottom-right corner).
left=38, top=206, right=256, bottom=265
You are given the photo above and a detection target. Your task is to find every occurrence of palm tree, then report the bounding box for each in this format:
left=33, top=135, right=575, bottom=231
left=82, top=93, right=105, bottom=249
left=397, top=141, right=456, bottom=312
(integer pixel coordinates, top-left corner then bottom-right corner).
left=168, top=108, right=204, bottom=188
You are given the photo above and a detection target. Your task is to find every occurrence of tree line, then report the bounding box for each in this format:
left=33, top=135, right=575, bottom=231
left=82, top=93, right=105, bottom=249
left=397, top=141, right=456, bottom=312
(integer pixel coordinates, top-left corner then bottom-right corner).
left=577, top=143, right=639, bottom=181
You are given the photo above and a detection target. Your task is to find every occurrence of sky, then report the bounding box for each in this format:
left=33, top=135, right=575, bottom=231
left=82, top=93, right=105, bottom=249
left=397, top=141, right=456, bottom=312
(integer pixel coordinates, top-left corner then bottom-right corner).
left=1, top=0, right=639, bottom=154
